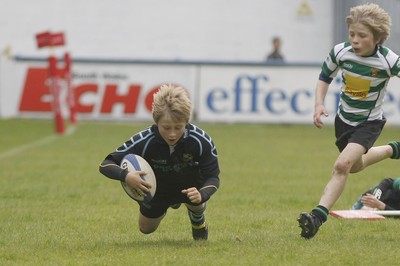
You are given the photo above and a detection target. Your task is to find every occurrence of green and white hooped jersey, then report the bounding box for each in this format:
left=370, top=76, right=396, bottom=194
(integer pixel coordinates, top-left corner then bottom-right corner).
left=322, top=42, right=400, bottom=126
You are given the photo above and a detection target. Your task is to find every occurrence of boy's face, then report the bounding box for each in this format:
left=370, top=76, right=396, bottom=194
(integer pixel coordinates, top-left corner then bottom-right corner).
left=157, top=114, right=186, bottom=146
left=348, top=23, right=380, bottom=57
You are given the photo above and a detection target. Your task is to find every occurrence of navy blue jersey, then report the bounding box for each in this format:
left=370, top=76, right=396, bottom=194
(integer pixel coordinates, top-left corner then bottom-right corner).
left=370, top=178, right=400, bottom=211
left=99, top=123, right=220, bottom=204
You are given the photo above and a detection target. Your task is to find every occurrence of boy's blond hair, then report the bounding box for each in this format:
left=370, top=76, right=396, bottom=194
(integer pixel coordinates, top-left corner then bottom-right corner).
left=152, top=84, right=192, bottom=124
left=346, top=3, right=391, bottom=44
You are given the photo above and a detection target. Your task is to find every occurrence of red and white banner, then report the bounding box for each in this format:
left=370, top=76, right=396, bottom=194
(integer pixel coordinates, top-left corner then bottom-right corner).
left=35, top=31, right=65, bottom=48
left=4, top=60, right=197, bottom=121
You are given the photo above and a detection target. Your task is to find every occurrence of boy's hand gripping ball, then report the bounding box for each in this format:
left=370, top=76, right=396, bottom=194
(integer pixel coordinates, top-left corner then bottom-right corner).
left=120, top=154, right=156, bottom=203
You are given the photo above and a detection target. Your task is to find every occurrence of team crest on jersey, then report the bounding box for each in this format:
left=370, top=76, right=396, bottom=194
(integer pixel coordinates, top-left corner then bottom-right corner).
left=371, top=68, right=379, bottom=77
left=182, top=153, right=193, bottom=163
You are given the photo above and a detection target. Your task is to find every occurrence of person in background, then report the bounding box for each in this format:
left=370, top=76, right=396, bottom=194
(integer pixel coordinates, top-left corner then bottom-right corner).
left=99, top=84, right=220, bottom=240
left=297, top=3, right=400, bottom=239
left=266, top=36, right=285, bottom=62
left=352, top=177, right=400, bottom=211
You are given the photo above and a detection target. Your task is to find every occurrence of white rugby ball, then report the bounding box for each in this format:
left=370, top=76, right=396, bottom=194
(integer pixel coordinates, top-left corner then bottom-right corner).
left=120, top=154, right=156, bottom=203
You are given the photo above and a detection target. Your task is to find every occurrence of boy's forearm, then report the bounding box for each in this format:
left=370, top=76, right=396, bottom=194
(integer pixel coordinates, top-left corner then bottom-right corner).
left=314, top=80, right=330, bottom=106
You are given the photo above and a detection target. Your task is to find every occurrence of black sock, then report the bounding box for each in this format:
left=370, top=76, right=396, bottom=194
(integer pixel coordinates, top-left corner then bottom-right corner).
left=311, top=205, right=329, bottom=223
left=188, top=210, right=205, bottom=226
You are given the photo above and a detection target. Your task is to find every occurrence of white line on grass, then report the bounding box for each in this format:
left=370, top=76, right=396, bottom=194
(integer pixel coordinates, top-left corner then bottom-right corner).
left=0, top=125, right=76, bottom=159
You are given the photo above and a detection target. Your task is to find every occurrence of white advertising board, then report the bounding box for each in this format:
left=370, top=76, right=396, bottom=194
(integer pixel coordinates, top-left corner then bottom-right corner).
left=2, top=57, right=400, bottom=126
left=1, top=58, right=197, bottom=122
left=198, top=65, right=400, bottom=126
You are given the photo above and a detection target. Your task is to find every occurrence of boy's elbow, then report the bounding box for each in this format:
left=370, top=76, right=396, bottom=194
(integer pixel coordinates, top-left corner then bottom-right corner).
left=98, top=161, right=108, bottom=176
left=98, top=164, right=103, bottom=174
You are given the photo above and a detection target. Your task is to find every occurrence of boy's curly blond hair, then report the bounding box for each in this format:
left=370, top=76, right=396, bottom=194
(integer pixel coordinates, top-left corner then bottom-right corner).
left=346, top=3, right=391, bottom=44
left=152, top=84, right=192, bottom=124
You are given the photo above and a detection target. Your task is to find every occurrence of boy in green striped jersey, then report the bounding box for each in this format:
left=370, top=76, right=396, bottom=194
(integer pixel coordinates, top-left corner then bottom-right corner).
left=298, top=3, right=400, bottom=239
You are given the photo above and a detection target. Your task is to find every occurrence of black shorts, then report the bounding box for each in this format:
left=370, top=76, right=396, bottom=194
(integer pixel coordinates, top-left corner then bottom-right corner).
left=138, top=194, right=196, bottom=218
left=139, top=201, right=171, bottom=218
left=334, top=115, right=386, bottom=152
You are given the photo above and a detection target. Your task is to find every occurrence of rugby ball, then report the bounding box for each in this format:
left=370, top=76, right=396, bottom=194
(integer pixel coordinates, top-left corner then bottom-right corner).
left=120, top=154, right=156, bottom=203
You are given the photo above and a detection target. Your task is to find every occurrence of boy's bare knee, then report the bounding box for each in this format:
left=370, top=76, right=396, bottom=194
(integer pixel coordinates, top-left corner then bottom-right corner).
left=349, top=165, right=362, bottom=173
left=333, top=159, right=351, bottom=175
left=139, top=227, right=156, bottom=234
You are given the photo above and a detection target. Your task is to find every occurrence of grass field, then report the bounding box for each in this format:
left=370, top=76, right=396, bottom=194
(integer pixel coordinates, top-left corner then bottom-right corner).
left=1, top=118, right=400, bottom=265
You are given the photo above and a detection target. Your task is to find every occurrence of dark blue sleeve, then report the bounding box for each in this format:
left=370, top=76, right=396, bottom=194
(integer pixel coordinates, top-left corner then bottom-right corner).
left=99, top=158, right=129, bottom=181
left=198, top=137, right=220, bottom=203
left=319, top=71, right=333, bottom=84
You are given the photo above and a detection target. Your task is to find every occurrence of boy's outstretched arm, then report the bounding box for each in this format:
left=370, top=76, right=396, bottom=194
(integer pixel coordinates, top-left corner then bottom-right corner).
left=314, top=80, right=330, bottom=129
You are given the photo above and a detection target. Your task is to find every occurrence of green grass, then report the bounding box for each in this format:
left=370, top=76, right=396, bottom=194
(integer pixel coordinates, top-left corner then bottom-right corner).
left=1, top=119, right=400, bottom=265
